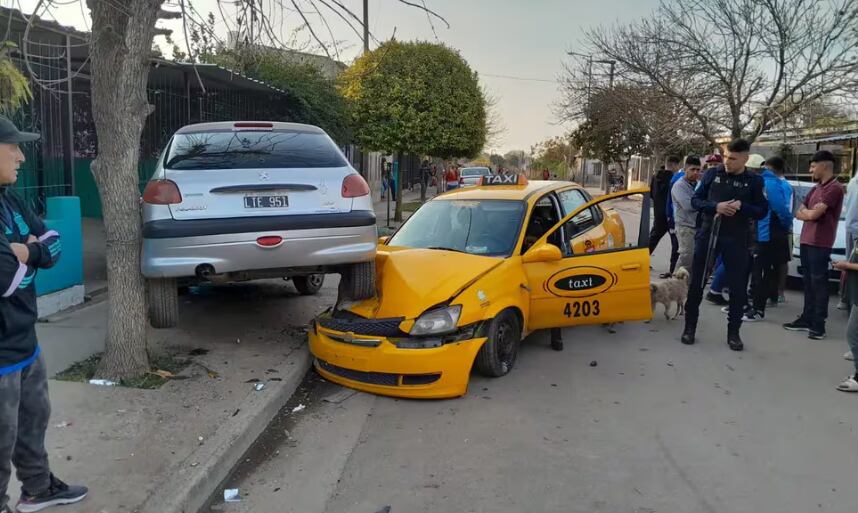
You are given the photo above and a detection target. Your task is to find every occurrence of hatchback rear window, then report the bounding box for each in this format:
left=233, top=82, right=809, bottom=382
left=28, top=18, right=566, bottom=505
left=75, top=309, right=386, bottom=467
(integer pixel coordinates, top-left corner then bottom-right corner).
left=165, top=130, right=348, bottom=170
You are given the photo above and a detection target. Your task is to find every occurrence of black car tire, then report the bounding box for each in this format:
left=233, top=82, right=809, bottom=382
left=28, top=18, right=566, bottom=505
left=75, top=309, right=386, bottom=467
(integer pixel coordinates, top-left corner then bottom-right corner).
left=148, top=278, right=179, bottom=329
left=339, top=261, right=376, bottom=300
left=475, top=310, right=520, bottom=377
left=293, top=274, right=325, bottom=295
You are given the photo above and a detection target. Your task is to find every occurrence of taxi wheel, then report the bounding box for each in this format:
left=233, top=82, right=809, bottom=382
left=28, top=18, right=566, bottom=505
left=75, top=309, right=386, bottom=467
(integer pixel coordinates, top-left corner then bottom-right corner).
left=475, top=311, right=520, bottom=377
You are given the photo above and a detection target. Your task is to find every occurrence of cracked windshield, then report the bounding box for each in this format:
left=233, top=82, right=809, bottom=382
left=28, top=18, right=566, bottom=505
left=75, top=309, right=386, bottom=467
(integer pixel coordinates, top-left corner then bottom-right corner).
left=2, top=0, right=858, bottom=512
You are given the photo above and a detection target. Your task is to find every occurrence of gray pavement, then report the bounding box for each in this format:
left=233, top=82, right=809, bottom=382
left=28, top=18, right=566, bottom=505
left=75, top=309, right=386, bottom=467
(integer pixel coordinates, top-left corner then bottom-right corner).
left=204, top=197, right=858, bottom=513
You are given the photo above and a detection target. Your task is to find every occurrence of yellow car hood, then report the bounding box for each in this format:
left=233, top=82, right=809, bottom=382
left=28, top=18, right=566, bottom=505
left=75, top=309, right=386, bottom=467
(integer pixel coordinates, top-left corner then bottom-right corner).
left=346, top=246, right=502, bottom=320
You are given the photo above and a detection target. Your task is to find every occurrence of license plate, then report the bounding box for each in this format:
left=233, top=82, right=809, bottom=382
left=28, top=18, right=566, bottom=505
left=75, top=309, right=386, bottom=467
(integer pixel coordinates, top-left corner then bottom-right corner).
left=244, top=195, right=288, bottom=209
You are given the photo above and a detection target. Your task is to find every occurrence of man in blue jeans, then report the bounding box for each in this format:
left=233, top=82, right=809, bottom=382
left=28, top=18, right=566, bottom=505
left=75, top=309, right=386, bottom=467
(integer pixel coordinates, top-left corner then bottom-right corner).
left=784, top=150, right=845, bottom=339
left=0, top=116, right=87, bottom=512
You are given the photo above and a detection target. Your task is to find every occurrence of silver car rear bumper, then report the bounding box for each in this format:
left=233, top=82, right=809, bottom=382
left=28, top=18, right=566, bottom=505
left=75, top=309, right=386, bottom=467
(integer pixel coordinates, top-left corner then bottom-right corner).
left=142, top=224, right=377, bottom=278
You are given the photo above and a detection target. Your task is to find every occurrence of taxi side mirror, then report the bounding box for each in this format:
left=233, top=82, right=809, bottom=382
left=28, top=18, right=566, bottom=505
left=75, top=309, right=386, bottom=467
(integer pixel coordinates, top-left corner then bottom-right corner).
left=378, top=236, right=390, bottom=245
left=522, top=243, right=562, bottom=263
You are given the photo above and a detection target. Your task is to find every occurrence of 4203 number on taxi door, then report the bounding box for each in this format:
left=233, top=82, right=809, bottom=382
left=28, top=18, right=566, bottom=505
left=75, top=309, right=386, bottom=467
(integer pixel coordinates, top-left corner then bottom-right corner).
left=563, top=300, right=601, bottom=318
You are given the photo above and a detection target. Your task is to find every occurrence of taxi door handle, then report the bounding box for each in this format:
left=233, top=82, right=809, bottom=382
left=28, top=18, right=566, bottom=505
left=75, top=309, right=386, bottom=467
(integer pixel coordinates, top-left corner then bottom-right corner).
left=621, top=263, right=641, bottom=271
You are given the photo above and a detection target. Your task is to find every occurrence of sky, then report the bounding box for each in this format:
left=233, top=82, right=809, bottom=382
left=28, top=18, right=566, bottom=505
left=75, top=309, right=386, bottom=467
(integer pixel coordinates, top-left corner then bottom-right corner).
left=15, top=0, right=659, bottom=154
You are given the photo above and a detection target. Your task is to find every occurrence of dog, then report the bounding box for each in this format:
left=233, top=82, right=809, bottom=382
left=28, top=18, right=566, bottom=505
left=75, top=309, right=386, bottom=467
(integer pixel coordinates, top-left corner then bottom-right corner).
left=650, top=267, right=690, bottom=320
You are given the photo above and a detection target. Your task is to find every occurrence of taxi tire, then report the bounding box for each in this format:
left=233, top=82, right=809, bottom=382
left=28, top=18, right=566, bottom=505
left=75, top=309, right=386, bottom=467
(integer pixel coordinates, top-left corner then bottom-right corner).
left=148, top=278, right=178, bottom=329
left=339, top=261, right=376, bottom=300
left=293, top=274, right=325, bottom=295
left=475, top=310, right=520, bottom=377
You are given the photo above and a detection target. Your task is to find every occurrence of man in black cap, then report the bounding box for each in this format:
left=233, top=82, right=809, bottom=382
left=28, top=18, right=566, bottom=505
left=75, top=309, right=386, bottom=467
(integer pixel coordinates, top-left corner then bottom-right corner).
left=784, top=150, right=845, bottom=340
left=681, top=138, right=768, bottom=351
left=0, top=116, right=87, bottom=512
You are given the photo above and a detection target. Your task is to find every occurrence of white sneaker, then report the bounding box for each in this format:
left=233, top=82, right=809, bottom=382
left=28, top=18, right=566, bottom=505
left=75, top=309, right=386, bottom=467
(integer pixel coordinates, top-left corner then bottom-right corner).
left=837, top=375, right=858, bottom=392
left=837, top=301, right=849, bottom=311
left=845, top=351, right=855, bottom=362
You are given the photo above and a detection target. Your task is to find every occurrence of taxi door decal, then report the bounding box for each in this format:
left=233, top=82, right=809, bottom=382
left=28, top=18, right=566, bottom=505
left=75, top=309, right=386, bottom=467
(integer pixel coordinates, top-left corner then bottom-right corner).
left=545, top=266, right=616, bottom=298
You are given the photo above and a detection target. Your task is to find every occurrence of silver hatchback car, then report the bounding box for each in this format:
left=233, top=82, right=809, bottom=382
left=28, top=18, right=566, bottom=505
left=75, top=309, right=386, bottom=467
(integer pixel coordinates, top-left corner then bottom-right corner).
left=141, top=121, right=377, bottom=328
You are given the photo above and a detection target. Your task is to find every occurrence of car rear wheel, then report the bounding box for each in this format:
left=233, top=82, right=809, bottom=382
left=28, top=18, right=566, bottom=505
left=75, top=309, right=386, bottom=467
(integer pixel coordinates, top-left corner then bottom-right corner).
left=339, top=261, right=376, bottom=300
left=293, top=274, right=325, bottom=295
left=475, top=310, right=520, bottom=377
left=148, top=278, right=179, bottom=329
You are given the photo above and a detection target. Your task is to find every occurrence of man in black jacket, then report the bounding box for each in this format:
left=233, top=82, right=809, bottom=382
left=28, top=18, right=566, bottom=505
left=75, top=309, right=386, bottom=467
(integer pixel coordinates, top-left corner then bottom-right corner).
left=0, top=116, right=87, bottom=512
left=681, top=138, right=768, bottom=351
left=649, top=156, right=681, bottom=278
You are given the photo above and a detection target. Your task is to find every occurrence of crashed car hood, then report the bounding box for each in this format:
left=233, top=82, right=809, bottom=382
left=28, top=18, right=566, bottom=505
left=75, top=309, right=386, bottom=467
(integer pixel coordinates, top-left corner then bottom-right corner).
left=346, top=246, right=502, bottom=320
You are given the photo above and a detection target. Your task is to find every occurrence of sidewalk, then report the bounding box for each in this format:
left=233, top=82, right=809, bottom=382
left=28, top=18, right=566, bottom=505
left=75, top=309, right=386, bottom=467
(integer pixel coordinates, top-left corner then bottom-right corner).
left=8, top=278, right=334, bottom=513
left=374, top=186, right=437, bottom=233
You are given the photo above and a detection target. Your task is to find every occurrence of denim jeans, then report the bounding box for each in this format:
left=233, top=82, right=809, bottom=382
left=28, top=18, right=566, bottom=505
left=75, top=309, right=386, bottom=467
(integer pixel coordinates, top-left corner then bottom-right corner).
left=800, top=244, right=832, bottom=332
left=0, top=354, right=52, bottom=508
left=710, top=257, right=726, bottom=293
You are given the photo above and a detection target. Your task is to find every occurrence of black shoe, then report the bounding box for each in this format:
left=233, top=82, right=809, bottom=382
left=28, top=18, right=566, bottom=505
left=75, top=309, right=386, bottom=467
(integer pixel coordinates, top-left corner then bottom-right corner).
left=681, top=325, right=696, bottom=345
left=16, top=475, right=87, bottom=513
left=783, top=318, right=811, bottom=331
left=706, top=292, right=729, bottom=306
left=551, top=340, right=564, bottom=351
left=742, top=309, right=764, bottom=322
left=808, top=330, right=826, bottom=340
left=727, top=332, right=744, bottom=351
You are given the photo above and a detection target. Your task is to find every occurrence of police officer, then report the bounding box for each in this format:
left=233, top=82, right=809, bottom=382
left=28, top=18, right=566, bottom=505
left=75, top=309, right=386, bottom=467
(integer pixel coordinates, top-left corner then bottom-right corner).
left=682, top=138, right=767, bottom=351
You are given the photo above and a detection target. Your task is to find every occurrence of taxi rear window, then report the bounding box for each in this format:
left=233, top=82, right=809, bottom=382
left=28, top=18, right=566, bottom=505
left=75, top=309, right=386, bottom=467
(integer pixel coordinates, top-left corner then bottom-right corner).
left=388, top=199, right=526, bottom=257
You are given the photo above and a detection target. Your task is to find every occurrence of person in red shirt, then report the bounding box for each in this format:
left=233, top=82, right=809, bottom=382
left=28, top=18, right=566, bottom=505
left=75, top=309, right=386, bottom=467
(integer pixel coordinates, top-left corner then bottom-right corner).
left=784, top=150, right=845, bottom=339
left=445, top=165, right=460, bottom=191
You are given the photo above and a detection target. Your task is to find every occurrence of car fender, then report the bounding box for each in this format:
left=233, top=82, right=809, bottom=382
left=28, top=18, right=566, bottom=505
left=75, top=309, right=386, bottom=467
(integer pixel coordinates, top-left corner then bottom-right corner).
left=452, top=257, right=530, bottom=335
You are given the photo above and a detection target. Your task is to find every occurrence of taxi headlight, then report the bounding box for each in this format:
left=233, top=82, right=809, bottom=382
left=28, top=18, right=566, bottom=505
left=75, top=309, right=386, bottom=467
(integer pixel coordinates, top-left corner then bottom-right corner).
left=410, top=305, right=462, bottom=336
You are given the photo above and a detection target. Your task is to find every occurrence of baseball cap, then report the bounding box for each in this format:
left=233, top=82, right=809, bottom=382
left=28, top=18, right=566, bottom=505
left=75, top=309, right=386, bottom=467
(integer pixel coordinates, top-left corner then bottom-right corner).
left=747, top=154, right=766, bottom=169
left=704, top=154, right=723, bottom=164
left=0, top=115, right=39, bottom=144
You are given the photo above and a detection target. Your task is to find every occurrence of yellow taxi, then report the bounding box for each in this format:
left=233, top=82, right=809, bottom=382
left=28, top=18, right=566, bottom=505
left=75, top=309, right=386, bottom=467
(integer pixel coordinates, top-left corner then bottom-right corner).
left=309, top=175, right=653, bottom=398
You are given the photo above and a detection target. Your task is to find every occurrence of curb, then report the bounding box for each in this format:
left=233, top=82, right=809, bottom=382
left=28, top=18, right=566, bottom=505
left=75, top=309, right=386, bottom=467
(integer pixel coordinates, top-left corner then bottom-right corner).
left=139, top=347, right=313, bottom=513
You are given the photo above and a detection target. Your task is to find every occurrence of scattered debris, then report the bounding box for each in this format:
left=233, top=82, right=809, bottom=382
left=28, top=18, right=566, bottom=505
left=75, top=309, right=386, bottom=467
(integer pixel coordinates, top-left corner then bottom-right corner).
left=54, top=421, right=73, bottom=428
left=726, top=364, right=735, bottom=372
left=589, top=360, right=598, bottom=367
left=190, top=462, right=199, bottom=467
left=666, top=362, right=674, bottom=367
left=246, top=378, right=261, bottom=383
left=150, top=369, right=174, bottom=379
left=197, top=436, right=204, bottom=444
left=639, top=347, right=649, bottom=352
left=232, top=409, right=240, bottom=417
left=323, top=389, right=357, bottom=404
left=88, top=379, right=117, bottom=386
left=270, top=377, right=283, bottom=382
left=254, top=383, right=266, bottom=391
left=266, top=369, right=278, bottom=373
left=188, top=348, right=209, bottom=356
left=292, top=404, right=306, bottom=413
left=375, top=507, right=391, bottom=513
left=65, top=455, right=72, bottom=461
left=550, top=383, right=557, bottom=387
left=273, top=487, right=281, bottom=492
left=223, top=489, right=241, bottom=502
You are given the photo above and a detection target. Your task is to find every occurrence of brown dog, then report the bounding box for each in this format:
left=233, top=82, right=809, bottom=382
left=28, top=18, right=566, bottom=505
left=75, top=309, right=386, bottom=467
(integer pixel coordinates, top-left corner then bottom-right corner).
left=650, top=267, right=690, bottom=320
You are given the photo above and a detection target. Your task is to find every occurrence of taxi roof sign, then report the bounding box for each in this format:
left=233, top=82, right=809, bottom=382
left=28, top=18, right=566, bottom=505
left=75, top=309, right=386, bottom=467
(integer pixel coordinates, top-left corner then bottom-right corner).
left=480, top=174, right=528, bottom=186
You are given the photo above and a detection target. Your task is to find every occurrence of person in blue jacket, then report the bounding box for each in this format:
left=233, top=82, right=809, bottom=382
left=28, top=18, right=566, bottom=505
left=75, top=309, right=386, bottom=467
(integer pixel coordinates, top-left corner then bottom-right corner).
left=744, top=156, right=794, bottom=321
left=0, top=116, right=87, bottom=513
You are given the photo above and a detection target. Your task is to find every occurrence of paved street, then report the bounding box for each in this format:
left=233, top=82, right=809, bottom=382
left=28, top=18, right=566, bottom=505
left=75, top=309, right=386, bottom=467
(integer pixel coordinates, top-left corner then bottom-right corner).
left=201, top=200, right=858, bottom=513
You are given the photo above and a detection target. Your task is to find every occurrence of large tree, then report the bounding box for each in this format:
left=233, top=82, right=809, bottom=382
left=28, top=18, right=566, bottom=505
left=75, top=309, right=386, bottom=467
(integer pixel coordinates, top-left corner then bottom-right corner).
left=578, top=0, right=858, bottom=143
left=339, top=40, right=488, bottom=221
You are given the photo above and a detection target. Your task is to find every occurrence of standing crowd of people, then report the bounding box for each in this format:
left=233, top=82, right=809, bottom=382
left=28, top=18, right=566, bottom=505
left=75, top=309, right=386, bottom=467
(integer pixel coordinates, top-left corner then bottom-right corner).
left=649, top=138, right=857, bottom=393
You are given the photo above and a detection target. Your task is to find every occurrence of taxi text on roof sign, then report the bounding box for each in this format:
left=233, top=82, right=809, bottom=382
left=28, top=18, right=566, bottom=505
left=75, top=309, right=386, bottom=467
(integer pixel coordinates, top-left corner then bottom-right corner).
left=480, top=174, right=528, bottom=186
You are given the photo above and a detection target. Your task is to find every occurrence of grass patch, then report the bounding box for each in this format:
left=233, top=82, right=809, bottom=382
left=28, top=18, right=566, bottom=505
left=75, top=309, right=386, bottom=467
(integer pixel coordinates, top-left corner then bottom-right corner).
left=400, top=201, right=423, bottom=213
left=54, top=352, right=190, bottom=389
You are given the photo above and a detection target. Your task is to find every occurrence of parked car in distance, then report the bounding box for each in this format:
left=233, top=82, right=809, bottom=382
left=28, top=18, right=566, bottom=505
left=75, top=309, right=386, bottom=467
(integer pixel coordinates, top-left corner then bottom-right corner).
left=787, top=179, right=847, bottom=284
left=459, top=166, right=493, bottom=187
left=141, top=121, right=377, bottom=328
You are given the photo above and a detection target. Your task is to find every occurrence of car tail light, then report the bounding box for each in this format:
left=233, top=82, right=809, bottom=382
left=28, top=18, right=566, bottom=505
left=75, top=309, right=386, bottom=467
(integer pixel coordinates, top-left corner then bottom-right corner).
left=256, top=236, right=283, bottom=247
left=142, top=180, right=182, bottom=205
left=342, top=174, right=370, bottom=197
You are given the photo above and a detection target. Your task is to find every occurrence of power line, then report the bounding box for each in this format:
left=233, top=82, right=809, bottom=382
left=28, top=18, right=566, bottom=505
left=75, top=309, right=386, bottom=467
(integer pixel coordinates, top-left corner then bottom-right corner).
left=480, top=72, right=559, bottom=84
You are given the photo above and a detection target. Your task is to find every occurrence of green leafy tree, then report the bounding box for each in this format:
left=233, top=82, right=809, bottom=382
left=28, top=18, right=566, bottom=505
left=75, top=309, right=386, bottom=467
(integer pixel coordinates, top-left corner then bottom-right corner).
left=339, top=40, right=487, bottom=221
left=0, top=42, right=32, bottom=114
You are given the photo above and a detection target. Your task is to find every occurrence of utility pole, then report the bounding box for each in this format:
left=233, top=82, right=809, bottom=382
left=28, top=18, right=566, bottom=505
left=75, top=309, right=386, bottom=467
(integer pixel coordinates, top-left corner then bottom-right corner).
left=363, top=0, right=369, bottom=54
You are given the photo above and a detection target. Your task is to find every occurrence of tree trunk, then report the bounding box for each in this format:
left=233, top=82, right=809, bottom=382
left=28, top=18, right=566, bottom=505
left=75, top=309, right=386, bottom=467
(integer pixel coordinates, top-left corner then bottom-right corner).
left=89, top=0, right=163, bottom=380
left=394, top=153, right=403, bottom=222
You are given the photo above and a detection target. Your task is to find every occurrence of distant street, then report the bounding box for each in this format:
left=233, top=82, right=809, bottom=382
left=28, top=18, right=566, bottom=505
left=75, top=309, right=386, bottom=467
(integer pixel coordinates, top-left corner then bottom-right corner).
left=205, top=201, right=858, bottom=513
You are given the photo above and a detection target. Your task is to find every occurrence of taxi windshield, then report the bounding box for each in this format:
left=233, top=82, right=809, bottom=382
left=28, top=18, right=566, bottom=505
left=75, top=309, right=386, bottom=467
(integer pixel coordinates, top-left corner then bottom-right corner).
left=388, top=199, right=526, bottom=257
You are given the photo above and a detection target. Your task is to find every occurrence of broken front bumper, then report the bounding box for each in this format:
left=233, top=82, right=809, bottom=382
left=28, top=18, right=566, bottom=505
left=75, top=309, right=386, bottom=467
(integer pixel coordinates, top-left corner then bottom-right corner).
left=308, top=318, right=486, bottom=399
